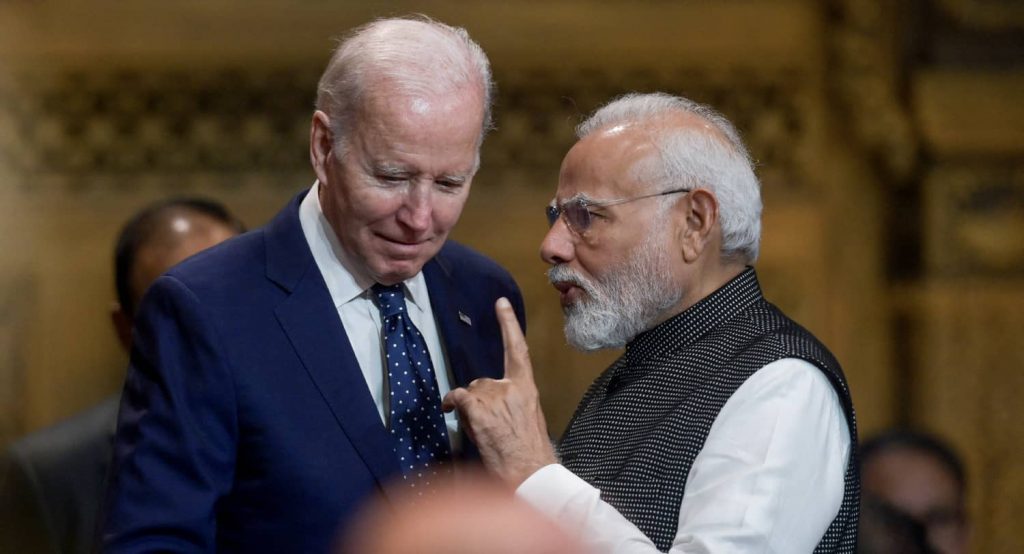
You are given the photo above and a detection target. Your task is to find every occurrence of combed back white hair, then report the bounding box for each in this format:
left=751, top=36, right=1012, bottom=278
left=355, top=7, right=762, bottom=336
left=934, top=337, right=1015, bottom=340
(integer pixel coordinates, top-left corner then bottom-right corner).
left=577, top=93, right=762, bottom=263
left=316, top=15, right=494, bottom=152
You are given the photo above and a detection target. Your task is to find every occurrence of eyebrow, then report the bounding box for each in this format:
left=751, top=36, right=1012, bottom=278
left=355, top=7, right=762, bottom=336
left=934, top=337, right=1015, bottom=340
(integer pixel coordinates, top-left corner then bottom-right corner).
left=552, top=192, right=594, bottom=207
left=372, top=163, right=410, bottom=177
left=372, top=163, right=469, bottom=184
left=438, top=174, right=468, bottom=185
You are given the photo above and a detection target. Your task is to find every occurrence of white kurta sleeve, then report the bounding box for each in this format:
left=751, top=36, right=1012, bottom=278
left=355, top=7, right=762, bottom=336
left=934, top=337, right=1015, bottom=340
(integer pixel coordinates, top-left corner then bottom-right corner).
left=516, top=358, right=850, bottom=554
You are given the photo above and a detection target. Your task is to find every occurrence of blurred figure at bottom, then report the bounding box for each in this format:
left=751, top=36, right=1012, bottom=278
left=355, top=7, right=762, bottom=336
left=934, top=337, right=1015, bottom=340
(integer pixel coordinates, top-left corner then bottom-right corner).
left=860, top=429, right=970, bottom=554
left=0, top=197, right=243, bottom=554
left=339, top=472, right=584, bottom=554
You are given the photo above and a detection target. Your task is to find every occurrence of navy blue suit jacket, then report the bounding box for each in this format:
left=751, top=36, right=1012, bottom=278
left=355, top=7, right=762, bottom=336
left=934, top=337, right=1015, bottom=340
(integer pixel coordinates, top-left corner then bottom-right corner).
left=102, top=191, right=525, bottom=553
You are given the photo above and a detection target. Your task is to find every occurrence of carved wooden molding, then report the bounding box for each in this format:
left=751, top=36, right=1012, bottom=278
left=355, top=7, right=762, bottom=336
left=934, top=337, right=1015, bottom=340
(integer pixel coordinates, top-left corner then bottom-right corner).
left=0, top=273, right=32, bottom=443
left=0, top=65, right=809, bottom=192
left=924, top=164, right=1024, bottom=277
left=937, top=0, right=1024, bottom=30
left=826, top=0, right=919, bottom=182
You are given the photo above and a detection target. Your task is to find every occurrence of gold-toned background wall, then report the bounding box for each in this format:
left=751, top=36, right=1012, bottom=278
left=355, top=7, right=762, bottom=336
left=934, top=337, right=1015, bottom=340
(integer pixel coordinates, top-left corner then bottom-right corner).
left=1, top=1, right=1021, bottom=551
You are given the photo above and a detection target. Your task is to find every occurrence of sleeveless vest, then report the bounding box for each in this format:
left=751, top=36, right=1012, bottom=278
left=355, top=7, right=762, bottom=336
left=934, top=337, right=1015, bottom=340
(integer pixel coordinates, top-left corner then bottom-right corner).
left=558, top=268, right=859, bottom=552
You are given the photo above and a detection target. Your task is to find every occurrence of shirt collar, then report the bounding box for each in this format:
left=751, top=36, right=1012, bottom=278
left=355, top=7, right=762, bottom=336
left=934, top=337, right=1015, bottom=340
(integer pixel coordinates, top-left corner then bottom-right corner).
left=299, top=180, right=428, bottom=312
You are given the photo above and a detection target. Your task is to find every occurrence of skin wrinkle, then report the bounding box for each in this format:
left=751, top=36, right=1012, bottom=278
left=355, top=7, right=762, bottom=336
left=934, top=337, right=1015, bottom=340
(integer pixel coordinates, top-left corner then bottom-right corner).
left=548, top=222, right=679, bottom=351
left=544, top=122, right=688, bottom=351
left=311, top=82, right=484, bottom=286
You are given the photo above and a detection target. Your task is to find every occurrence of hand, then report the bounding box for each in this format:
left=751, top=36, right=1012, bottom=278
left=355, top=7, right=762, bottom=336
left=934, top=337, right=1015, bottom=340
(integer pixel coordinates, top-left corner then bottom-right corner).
left=442, top=297, right=557, bottom=486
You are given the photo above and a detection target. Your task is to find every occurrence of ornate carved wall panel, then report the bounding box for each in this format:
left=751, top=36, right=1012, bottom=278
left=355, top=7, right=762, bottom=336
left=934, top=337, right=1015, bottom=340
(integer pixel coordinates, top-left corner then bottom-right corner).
left=924, top=165, right=1024, bottom=278
left=907, top=280, right=1024, bottom=553
left=827, top=0, right=918, bottom=181
left=0, top=68, right=318, bottom=191
left=902, top=1, right=1024, bottom=546
left=0, top=276, right=34, bottom=447
left=0, top=66, right=807, bottom=192
left=937, top=0, right=1024, bottom=30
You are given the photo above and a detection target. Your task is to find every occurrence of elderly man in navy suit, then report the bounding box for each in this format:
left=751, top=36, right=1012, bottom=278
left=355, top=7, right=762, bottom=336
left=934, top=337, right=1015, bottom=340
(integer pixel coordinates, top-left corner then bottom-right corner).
left=101, top=16, right=524, bottom=553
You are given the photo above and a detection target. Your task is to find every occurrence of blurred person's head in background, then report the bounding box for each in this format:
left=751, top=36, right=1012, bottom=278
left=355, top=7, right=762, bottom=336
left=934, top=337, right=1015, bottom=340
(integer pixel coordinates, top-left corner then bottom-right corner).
left=861, top=429, right=969, bottom=554
left=111, top=197, right=244, bottom=350
left=338, top=472, right=584, bottom=554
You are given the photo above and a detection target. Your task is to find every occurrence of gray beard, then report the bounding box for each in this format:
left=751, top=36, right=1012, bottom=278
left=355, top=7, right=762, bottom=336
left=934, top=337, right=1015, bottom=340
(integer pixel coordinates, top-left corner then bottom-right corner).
left=547, top=230, right=682, bottom=351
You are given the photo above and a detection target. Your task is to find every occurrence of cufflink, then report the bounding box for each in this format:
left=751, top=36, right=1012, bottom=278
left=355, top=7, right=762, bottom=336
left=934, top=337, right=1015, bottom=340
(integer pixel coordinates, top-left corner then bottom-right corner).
left=458, top=311, right=472, bottom=326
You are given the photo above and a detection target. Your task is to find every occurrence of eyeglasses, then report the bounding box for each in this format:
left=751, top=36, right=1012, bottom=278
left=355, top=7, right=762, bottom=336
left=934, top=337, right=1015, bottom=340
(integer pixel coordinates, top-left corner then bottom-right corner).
left=546, top=188, right=691, bottom=234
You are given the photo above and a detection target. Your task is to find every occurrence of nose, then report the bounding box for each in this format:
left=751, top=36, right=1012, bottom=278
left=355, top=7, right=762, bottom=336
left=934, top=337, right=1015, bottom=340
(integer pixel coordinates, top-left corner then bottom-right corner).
left=540, top=217, right=575, bottom=266
left=397, top=185, right=432, bottom=234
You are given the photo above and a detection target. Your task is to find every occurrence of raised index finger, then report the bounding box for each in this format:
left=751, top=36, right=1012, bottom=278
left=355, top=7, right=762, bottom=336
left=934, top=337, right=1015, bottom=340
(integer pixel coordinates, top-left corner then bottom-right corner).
left=495, top=297, right=532, bottom=382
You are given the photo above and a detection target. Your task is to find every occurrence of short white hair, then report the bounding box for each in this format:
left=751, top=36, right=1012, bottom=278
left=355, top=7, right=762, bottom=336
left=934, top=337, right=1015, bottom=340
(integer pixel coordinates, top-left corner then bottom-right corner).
left=577, top=93, right=762, bottom=264
left=316, top=15, right=494, bottom=152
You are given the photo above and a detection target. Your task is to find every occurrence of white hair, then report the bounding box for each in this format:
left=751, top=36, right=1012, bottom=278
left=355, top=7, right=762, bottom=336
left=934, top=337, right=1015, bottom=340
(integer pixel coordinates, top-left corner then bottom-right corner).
left=316, top=15, right=494, bottom=153
left=577, top=93, right=762, bottom=263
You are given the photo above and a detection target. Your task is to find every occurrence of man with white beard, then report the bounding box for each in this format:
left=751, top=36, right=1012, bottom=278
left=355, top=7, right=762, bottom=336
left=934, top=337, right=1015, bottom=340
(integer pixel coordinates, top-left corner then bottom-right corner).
left=444, top=93, right=860, bottom=553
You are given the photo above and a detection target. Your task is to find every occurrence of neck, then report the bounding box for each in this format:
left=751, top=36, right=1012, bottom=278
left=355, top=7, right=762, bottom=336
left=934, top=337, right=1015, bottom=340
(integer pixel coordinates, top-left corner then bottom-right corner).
left=652, top=259, right=748, bottom=328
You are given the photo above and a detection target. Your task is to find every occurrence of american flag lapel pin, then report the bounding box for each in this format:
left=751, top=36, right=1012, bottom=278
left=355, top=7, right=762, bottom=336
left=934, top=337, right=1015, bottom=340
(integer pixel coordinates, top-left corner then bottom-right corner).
left=458, top=310, right=472, bottom=326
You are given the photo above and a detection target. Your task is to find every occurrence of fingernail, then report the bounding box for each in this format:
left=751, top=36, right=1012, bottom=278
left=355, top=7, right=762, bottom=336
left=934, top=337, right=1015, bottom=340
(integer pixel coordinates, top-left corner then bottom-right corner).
left=496, top=297, right=511, bottom=309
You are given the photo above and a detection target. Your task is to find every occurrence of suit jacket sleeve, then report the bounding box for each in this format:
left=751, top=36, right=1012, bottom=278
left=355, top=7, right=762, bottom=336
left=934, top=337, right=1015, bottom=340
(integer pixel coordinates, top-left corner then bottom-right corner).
left=510, top=282, right=527, bottom=336
left=0, top=446, right=57, bottom=554
left=102, top=275, right=238, bottom=552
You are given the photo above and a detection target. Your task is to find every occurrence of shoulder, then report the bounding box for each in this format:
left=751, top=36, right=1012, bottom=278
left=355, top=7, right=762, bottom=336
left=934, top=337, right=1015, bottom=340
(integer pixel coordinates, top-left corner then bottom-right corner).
left=712, top=357, right=851, bottom=461
left=437, top=240, right=512, bottom=275
left=435, top=240, right=519, bottom=289
left=740, top=358, right=841, bottom=405
left=152, top=227, right=284, bottom=316
left=5, top=396, right=118, bottom=475
left=167, top=229, right=265, bottom=287
left=745, top=301, right=843, bottom=369
left=430, top=240, right=525, bottom=323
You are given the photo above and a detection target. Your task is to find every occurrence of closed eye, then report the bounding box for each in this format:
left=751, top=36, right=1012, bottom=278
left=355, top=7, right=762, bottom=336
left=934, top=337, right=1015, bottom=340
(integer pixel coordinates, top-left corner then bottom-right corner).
left=377, top=173, right=408, bottom=183
left=436, top=177, right=466, bottom=191
left=583, top=203, right=608, bottom=219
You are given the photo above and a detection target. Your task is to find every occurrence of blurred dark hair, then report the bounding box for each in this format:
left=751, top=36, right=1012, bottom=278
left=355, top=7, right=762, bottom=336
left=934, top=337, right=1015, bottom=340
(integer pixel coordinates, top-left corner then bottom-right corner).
left=860, top=429, right=966, bottom=500
left=114, top=197, right=245, bottom=316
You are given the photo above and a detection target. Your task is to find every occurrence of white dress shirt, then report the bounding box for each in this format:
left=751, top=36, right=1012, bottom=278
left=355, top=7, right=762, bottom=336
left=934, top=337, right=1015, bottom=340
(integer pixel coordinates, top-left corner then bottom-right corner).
left=298, top=182, right=460, bottom=444
left=517, top=358, right=851, bottom=553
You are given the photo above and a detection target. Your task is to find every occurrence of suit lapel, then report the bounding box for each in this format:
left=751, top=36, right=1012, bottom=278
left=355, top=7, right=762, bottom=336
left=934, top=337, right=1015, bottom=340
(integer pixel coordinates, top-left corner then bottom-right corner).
left=266, top=192, right=401, bottom=496
left=424, top=252, right=494, bottom=462
left=423, top=255, right=487, bottom=389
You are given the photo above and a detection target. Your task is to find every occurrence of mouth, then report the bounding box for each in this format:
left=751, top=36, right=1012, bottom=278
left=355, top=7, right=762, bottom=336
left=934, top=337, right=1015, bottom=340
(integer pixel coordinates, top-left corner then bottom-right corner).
left=551, top=280, right=584, bottom=307
left=376, top=234, right=433, bottom=256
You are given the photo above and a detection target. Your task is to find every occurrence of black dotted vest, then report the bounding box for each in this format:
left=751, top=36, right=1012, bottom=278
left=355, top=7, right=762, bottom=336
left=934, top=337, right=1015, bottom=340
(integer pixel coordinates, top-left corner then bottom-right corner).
left=558, top=269, right=859, bottom=552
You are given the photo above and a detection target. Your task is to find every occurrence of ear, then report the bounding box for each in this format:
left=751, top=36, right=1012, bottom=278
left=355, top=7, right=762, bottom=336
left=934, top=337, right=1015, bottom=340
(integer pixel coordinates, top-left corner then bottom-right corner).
left=110, top=303, right=133, bottom=353
left=309, top=110, right=334, bottom=186
left=677, top=189, right=719, bottom=263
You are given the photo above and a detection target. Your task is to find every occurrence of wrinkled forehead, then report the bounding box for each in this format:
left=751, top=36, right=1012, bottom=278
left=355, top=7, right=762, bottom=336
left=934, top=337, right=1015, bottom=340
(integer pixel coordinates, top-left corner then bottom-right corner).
left=553, top=111, right=731, bottom=205
left=359, top=78, right=485, bottom=124
left=352, top=82, right=487, bottom=161
left=554, top=123, right=659, bottom=203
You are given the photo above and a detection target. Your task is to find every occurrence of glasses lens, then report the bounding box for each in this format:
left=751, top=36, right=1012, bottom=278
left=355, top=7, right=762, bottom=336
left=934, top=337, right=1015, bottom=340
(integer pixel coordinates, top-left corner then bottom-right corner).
left=563, top=199, right=591, bottom=232
left=546, top=205, right=559, bottom=228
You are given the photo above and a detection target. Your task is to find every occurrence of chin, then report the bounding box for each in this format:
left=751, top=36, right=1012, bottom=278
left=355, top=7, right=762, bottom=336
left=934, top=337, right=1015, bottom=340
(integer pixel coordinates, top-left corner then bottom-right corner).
left=371, top=259, right=428, bottom=284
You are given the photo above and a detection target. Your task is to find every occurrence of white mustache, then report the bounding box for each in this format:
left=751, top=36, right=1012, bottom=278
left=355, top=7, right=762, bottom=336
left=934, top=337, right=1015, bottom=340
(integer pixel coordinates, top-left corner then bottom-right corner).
left=547, top=264, right=585, bottom=288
